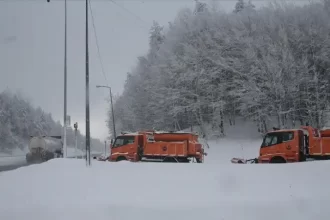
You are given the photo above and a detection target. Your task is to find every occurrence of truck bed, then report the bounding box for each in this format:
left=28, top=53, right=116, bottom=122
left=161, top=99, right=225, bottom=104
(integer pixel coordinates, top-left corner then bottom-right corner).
left=143, top=141, right=188, bottom=157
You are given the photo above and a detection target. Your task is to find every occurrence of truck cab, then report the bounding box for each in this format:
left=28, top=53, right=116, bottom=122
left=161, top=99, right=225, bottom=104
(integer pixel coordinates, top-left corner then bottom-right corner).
left=258, top=129, right=306, bottom=163
left=109, top=133, right=141, bottom=162
left=231, top=125, right=330, bottom=164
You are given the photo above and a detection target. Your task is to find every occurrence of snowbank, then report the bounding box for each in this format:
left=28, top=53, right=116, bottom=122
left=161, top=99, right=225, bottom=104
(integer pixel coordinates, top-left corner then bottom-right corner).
left=0, top=155, right=329, bottom=220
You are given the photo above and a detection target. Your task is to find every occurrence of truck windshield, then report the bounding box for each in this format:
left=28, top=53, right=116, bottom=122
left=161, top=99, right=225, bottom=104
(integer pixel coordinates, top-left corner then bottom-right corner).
left=113, top=136, right=135, bottom=148
left=261, top=131, right=294, bottom=148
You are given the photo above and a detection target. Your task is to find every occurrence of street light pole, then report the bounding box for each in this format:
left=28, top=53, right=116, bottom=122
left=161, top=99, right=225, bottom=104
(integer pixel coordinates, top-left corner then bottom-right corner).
left=104, top=140, right=107, bottom=157
left=85, top=0, right=91, bottom=166
left=109, top=87, right=116, bottom=139
left=47, top=0, right=67, bottom=158
left=96, top=85, right=116, bottom=139
left=64, top=0, right=68, bottom=158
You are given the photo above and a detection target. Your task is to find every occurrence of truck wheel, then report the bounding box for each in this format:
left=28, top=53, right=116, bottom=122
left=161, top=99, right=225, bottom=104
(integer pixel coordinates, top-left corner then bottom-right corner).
left=43, top=152, right=54, bottom=161
left=26, top=154, right=32, bottom=164
left=270, top=157, right=286, bottom=163
left=163, top=157, right=178, bottom=163
left=116, top=156, right=127, bottom=162
left=299, top=152, right=306, bottom=162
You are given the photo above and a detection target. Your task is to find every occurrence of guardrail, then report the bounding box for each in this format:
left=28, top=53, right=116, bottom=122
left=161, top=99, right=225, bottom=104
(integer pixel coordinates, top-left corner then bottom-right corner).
left=0, top=155, right=26, bottom=158
left=0, top=153, right=103, bottom=159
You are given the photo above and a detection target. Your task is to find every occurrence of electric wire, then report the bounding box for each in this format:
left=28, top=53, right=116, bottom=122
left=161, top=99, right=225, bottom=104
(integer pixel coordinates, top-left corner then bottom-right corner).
left=0, top=0, right=313, bottom=2
left=88, top=0, right=109, bottom=86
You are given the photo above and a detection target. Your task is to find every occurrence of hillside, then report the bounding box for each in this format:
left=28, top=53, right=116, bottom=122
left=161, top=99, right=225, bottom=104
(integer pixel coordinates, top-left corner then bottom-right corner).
left=107, top=0, right=330, bottom=138
left=0, top=90, right=103, bottom=154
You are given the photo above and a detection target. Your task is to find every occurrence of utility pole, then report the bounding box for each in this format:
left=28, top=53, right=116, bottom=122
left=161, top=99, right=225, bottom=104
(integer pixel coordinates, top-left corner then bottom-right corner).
left=46, top=0, right=68, bottom=158
left=85, top=0, right=91, bottom=166
left=96, top=85, right=116, bottom=139
left=74, top=122, right=78, bottom=159
left=109, top=87, right=116, bottom=138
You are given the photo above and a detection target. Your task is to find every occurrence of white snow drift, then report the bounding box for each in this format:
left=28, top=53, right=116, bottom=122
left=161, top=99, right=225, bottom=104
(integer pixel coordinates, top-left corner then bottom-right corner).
left=0, top=142, right=329, bottom=220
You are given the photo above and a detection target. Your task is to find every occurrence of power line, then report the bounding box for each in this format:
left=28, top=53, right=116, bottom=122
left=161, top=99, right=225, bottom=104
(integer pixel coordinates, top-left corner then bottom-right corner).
left=88, top=0, right=109, bottom=86
left=2, top=0, right=317, bottom=1
left=88, top=0, right=149, bottom=88
left=106, top=0, right=149, bottom=29
left=1, top=0, right=151, bottom=31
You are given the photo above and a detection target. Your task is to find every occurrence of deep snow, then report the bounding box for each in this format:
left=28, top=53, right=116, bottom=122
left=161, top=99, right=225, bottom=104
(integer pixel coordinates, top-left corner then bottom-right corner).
left=0, top=139, right=329, bottom=220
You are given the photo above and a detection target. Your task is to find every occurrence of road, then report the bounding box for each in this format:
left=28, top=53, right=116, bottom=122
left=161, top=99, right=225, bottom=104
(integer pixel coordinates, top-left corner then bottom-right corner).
left=0, top=161, right=29, bottom=172
left=0, top=153, right=103, bottom=172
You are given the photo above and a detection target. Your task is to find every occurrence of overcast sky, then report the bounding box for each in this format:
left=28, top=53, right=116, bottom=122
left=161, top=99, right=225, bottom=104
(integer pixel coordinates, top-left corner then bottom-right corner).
left=1, top=0, right=309, bottom=141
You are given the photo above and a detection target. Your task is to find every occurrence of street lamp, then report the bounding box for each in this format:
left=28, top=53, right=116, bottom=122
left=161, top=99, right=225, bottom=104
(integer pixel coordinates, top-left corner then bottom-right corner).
left=47, top=0, right=68, bottom=158
left=96, top=85, right=116, bottom=139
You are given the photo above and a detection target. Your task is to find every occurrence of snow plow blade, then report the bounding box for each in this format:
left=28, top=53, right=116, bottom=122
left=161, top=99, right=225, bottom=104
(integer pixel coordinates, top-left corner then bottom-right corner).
left=231, top=158, right=258, bottom=164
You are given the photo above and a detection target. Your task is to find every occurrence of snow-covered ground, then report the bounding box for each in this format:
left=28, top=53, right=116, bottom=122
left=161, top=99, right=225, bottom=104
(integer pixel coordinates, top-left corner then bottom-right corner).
left=0, top=138, right=329, bottom=220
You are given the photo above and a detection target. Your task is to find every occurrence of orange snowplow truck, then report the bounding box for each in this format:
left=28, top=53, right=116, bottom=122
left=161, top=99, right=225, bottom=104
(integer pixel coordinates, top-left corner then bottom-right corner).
left=108, top=131, right=206, bottom=163
left=231, top=126, right=330, bottom=164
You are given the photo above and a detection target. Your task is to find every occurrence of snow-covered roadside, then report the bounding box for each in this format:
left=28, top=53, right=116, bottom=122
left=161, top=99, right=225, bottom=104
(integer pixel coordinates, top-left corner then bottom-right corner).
left=0, top=148, right=329, bottom=220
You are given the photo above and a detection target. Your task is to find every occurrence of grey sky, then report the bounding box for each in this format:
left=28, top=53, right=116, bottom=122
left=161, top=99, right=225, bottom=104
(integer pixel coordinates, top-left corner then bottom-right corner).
left=1, top=0, right=308, bottom=141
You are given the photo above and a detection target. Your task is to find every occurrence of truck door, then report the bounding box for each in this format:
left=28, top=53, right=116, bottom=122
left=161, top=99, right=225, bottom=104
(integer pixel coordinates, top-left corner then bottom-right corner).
left=260, top=131, right=295, bottom=161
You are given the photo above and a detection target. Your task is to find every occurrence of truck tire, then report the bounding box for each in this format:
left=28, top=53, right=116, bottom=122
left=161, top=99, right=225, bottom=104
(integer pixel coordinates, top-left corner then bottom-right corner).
left=299, top=151, right=306, bottom=162
left=163, top=157, right=178, bottom=163
left=270, top=156, right=286, bottom=163
left=116, top=156, right=127, bottom=162
left=44, top=151, right=54, bottom=161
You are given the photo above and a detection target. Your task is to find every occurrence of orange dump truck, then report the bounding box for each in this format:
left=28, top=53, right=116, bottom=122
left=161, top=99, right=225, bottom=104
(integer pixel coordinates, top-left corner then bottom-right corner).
left=231, top=126, right=330, bottom=164
left=108, top=131, right=206, bottom=163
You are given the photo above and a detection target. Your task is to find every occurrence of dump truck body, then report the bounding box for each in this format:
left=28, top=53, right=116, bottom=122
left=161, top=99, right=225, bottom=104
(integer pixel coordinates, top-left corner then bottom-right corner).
left=109, top=131, right=205, bottom=163
left=301, top=126, right=330, bottom=158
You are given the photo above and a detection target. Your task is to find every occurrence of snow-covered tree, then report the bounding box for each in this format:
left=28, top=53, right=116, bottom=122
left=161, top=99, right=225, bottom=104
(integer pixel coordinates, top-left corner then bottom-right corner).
left=108, top=1, right=330, bottom=139
left=0, top=90, right=105, bottom=153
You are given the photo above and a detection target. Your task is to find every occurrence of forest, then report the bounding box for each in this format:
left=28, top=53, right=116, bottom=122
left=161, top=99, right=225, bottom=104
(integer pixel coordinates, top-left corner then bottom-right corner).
left=108, top=0, right=330, bottom=139
left=0, top=90, right=103, bottom=153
